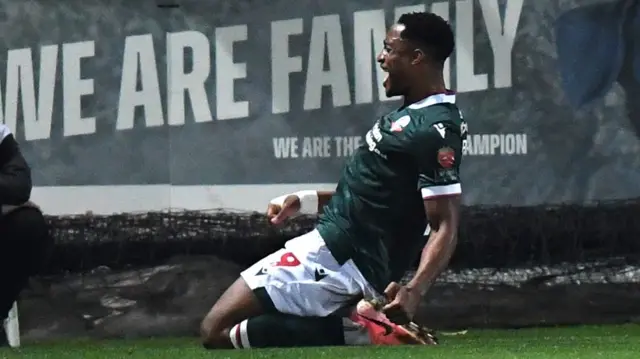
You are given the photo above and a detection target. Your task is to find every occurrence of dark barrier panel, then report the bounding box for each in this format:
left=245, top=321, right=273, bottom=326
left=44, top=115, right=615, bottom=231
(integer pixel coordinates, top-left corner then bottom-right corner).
left=18, top=200, right=640, bottom=341
left=46, top=200, right=640, bottom=273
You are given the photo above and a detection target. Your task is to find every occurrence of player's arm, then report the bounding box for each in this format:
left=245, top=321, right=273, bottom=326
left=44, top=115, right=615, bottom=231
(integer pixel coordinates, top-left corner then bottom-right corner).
left=406, top=123, right=462, bottom=296
left=0, top=129, right=32, bottom=206
left=406, top=194, right=460, bottom=296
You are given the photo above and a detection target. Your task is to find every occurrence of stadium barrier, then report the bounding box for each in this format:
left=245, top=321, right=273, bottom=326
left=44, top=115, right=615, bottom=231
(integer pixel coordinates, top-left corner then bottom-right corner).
left=17, top=199, right=640, bottom=341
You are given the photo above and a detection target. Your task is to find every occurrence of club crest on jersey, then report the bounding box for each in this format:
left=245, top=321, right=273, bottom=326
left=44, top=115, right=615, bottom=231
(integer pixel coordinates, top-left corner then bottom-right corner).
left=437, top=147, right=455, bottom=168
left=390, top=115, right=410, bottom=132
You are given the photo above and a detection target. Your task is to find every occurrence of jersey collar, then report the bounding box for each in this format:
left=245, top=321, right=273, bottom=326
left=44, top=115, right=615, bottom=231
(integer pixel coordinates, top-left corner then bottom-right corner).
left=407, top=91, right=456, bottom=110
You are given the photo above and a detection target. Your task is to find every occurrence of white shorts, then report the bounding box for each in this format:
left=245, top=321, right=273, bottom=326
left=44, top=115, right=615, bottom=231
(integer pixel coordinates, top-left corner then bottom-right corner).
left=241, top=229, right=378, bottom=317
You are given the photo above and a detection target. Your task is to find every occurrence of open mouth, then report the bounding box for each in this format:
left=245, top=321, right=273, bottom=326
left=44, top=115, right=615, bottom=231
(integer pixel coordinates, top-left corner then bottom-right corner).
left=382, top=68, right=389, bottom=88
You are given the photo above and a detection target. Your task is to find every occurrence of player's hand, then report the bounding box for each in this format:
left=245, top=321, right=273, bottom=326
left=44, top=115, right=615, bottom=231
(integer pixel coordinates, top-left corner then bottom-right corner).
left=382, top=282, right=422, bottom=325
left=267, top=195, right=301, bottom=225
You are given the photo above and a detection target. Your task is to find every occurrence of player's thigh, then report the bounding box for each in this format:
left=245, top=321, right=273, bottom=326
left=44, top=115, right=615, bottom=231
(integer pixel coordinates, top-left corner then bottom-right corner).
left=241, top=229, right=364, bottom=317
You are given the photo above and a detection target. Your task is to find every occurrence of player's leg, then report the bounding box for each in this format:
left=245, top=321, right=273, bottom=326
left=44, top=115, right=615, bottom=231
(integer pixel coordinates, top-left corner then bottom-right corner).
left=200, top=277, right=264, bottom=349
left=200, top=233, right=328, bottom=349
left=0, top=207, right=51, bottom=320
left=230, top=314, right=347, bottom=348
left=227, top=301, right=438, bottom=349
left=200, top=229, right=375, bottom=349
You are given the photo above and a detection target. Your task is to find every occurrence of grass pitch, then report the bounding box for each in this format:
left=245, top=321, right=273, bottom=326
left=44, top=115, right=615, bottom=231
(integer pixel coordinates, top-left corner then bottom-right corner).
left=1, top=324, right=639, bottom=359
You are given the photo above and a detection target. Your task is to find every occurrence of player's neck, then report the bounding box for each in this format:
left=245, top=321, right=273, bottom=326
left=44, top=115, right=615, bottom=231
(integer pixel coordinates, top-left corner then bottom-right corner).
left=403, top=77, right=448, bottom=107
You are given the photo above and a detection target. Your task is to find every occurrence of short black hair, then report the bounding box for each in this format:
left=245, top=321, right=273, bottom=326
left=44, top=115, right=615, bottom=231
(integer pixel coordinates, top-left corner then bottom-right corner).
left=397, top=12, right=454, bottom=66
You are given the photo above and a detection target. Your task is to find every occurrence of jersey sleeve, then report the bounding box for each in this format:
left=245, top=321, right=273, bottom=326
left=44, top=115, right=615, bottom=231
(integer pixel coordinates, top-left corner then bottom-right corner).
left=409, top=122, right=463, bottom=200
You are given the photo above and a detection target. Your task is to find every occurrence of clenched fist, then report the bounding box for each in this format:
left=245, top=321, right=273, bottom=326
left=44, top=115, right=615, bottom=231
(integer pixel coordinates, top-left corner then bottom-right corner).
left=267, top=194, right=301, bottom=225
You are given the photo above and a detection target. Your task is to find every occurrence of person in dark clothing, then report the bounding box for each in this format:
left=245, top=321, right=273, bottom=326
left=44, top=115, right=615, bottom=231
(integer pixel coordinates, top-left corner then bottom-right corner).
left=0, top=124, right=52, bottom=346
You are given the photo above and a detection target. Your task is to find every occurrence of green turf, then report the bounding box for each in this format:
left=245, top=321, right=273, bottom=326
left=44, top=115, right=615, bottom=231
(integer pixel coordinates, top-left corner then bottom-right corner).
left=2, top=324, right=640, bottom=359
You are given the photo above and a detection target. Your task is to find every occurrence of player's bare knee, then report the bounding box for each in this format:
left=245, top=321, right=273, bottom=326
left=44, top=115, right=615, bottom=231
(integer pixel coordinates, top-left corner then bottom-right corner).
left=200, top=317, right=230, bottom=349
left=200, top=314, right=219, bottom=345
left=201, top=277, right=264, bottom=349
left=201, top=330, right=230, bottom=350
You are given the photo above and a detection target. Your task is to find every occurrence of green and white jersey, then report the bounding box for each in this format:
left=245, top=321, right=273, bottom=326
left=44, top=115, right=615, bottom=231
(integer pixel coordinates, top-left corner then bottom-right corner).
left=317, top=93, right=467, bottom=293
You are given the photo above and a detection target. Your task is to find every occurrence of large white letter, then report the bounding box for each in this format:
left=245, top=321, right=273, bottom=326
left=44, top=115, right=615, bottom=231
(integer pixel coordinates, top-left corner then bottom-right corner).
left=63, top=41, right=96, bottom=137
left=215, top=25, right=249, bottom=120
left=303, top=15, right=351, bottom=111
left=479, top=0, right=523, bottom=88
left=0, top=46, right=57, bottom=141
left=353, top=9, right=386, bottom=104
left=116, top=34, right=164, bottom=131
left=35, top=45, right=58, bottom=140
left=455, top=0, right=488, bottom=92
left=167, top=31, right=212, bottom=126
left=271, top=19, right=303, bottom=114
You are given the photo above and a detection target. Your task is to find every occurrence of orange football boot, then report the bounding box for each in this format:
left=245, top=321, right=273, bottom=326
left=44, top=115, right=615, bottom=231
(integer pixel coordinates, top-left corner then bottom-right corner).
left=349, top=299, right=438, bottom=346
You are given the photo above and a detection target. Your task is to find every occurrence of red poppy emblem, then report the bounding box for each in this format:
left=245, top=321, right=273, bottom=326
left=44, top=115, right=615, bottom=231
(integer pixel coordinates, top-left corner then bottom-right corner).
left=437, top=147, right=455, bottom=168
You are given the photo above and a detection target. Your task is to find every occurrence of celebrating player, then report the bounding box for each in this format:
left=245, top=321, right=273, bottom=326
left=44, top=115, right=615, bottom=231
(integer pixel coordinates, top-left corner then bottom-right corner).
left=201, top=11, right=467, bottom=349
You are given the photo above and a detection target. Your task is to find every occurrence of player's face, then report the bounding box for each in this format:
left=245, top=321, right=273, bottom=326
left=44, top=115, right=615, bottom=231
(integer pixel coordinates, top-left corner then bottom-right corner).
left=377, top=24, right=414, bottom=98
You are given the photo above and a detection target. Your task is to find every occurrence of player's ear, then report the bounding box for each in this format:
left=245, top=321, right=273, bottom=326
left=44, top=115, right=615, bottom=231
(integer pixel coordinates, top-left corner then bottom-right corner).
left=411, top=48, right=426, bottom=65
